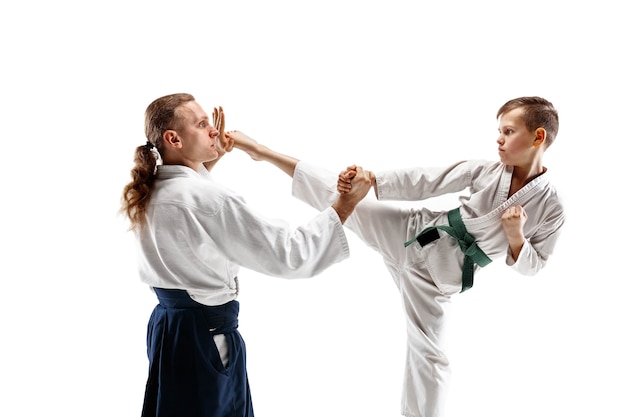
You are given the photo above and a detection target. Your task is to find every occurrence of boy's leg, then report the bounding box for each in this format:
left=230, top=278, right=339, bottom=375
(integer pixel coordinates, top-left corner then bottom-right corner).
left=293, top=161, right=412, bottom=263
left=392, top=261, right=452, bottom=417
left=294, top=161, right=452, bottom=417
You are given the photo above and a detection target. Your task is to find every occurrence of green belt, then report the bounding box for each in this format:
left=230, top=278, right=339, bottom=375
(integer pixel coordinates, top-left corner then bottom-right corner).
left=405, top=208, right=492, bottom=292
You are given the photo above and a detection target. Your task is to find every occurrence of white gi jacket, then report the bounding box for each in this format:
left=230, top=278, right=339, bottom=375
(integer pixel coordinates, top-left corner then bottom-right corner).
left=375, top=159, right=566, bottom=294
left=294, top=159, right=565, bottom=296
left=137, top=164, right=350, bottom=306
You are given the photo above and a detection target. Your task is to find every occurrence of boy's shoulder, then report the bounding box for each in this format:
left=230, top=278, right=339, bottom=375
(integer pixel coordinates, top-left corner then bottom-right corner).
left=465, top=159, right=508, bottom=178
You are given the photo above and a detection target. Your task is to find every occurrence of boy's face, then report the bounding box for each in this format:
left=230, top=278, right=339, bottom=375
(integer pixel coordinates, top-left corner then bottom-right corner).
left=496, top=107, right=541, bottom=166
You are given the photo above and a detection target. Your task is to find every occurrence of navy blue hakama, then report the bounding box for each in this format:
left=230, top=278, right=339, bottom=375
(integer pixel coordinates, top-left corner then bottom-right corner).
left=141, top=288, right=253, bottom=417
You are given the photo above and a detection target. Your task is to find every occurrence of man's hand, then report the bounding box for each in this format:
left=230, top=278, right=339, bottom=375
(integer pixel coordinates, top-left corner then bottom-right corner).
left=213, top=106, right=234, bottom=154
left=337, top=165, right=358, bottom=194
left=332, top=166, right=373, bottom=223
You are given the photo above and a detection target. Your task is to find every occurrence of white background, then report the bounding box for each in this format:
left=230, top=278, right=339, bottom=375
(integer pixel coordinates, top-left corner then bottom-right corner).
left=1, top=1, right=624, bottom=416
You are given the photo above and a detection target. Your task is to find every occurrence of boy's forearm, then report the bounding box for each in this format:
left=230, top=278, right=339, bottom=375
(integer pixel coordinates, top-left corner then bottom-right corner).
left=507, top=235, right=525, bottom=261
left=235, top=141, right=299, bottom=177
left=265, top=151, right=299, bottom=177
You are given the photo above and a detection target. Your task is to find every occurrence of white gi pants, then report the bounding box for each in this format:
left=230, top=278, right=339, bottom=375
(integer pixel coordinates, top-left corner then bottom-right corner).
left=293, top=162, right=455, bottom=417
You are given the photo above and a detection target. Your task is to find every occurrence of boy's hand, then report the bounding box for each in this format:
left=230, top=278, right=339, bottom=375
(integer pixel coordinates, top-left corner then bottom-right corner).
left=225, top=130, right=264, bottom=161
left=501, top=205, right=527, bottom=260
left=501, top=205, right=527, bottom=235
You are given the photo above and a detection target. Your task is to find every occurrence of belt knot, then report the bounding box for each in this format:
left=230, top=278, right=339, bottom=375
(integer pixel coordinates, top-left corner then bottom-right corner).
left=405, top=208, right=492, bottom=292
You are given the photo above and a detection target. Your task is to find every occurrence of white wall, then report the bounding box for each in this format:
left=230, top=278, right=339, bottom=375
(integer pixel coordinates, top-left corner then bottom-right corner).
left=1, top=1, right=624, bottom=416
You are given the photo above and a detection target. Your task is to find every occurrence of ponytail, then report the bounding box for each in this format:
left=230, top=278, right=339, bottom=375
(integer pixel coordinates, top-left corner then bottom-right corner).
left=120, top=142, right=160, bottom=232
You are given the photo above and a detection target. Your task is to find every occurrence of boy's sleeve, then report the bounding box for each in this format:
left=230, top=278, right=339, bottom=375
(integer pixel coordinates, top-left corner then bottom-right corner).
left=506, top=211, right=565, bottom=275
left=376, top=160, right=477, bottom=201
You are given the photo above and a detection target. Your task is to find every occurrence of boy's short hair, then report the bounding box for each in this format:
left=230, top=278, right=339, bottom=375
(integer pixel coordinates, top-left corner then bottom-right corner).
left=497, top=97, right=559, bottom=148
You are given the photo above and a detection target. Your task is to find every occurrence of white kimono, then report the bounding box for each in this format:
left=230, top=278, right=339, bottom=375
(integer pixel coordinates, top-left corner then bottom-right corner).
left=137, top=164, right=350, bottom=306
left=292, top=160, right=565, bottom=417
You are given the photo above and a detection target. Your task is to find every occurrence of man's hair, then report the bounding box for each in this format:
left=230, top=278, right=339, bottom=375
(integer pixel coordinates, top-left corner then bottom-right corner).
left=121, top=93, right=196, bottom=232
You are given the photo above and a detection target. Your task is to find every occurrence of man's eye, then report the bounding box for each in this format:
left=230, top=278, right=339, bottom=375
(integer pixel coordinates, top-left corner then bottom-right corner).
left=199, top=121, right=207, bottom=128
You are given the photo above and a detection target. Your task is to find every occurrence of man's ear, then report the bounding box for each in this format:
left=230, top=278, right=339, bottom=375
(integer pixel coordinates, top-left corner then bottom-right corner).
left=534, top=128, right=546, bottom=147
left=163, top=130, right=182, bottom=148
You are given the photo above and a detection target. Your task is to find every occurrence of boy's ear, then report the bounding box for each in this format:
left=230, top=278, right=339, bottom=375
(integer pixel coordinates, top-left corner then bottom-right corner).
left=534, top=128, right=546, bottom=147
